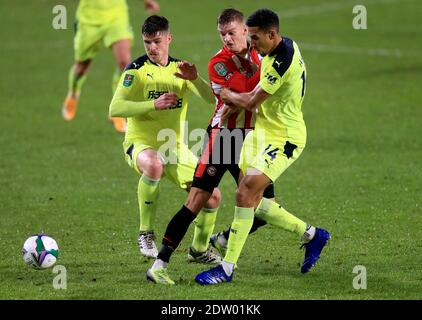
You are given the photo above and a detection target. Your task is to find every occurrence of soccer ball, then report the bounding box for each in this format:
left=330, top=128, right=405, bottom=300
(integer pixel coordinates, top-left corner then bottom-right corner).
left=22, top=234, right=59, bottom=269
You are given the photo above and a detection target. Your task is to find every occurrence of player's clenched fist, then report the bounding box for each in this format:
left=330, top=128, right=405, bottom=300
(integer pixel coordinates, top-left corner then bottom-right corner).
left=220, top=87, right=231, bottom=103
left=154, top=92, right=179, bottom=110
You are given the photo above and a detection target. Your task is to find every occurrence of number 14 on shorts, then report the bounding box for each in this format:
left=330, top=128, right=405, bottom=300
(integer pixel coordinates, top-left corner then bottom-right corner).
left=262, top=144, right=279, bottom=161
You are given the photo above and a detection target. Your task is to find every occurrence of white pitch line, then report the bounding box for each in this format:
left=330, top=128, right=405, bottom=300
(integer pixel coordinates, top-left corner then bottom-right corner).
left=2, top=38, right=415, bottom=59
left=279, top=0, right=404, bottom=19
left=299, top=42, right=409, bottom=57
left=2, top=40, right=69, bottom=50
left=280, top=2, right=352, bottom=19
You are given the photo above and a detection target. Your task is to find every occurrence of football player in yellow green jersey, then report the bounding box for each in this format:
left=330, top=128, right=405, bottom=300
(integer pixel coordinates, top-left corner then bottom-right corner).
left=195, top=9, right=330, bottom=285
left=109, top=16, right=222, bottom=279
left=62, top=0, right=160, bottom=133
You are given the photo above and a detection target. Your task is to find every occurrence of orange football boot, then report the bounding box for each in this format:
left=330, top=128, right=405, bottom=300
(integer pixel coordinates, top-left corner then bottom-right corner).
left=109, top=117, right=127, bottom=133
left=62, top=92, right=80, bottom=121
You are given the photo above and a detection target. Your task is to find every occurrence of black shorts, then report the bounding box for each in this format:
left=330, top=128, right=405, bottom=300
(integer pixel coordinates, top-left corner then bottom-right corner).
left=192, top=126, right=274, bottom=198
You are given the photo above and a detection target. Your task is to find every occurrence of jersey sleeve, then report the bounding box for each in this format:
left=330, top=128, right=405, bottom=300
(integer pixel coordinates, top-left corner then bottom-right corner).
left=208, top=58, right=260, bottom=94
left=227, top=65, right=260, bottom=92
left=109, top=70, right=155, bottom=117
left=186, top=75, right=215, bottom=105
left=259, top=63, right=285, bottom=95
left=259, top=47, right=294, bottom=95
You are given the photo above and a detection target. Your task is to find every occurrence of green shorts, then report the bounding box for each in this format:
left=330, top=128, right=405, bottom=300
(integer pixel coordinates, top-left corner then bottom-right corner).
left=74, top=15, right=133, bottom=61
left=239, top=129, right=304, bottom=182
left=123, top=140, right=198, bottom=190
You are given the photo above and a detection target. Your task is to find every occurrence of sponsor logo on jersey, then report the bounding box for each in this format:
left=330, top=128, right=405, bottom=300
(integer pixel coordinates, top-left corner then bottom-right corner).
left=265, top=72, right=277, bottom=85
left=147, top=90, right=182, bottom=109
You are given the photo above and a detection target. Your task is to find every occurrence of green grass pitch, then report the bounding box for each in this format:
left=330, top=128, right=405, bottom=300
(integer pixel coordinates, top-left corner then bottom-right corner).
left=0, top=0, right=421, bottom=299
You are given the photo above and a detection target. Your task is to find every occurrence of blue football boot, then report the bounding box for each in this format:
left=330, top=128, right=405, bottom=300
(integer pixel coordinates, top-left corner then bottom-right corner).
left=301, top=228, right=330, bottom=273
left=195, top=264, right=233, bottom=285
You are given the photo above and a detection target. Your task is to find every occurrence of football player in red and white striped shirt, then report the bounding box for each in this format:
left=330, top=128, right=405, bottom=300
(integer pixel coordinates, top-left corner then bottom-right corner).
left=147, top=8, right=274, bottom=284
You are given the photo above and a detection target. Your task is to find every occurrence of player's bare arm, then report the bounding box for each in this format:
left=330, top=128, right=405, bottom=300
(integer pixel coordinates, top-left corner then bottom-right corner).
left=221, top=84, right=270, bottom=112
left=219, top=102, right=243, bottom=126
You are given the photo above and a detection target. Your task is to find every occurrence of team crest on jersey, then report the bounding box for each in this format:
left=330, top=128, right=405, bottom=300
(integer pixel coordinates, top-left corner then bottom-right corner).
left=214, top=62, right=228, bottom=76
left=207, top=166, right=217, bottom=176
left=123, top=74, right=134, bottom=87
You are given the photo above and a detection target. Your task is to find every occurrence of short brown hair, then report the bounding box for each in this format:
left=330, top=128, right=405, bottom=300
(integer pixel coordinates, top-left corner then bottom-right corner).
left=142, top=15, right=169, bottom=36
left=217, top=8, right=244, bottom=26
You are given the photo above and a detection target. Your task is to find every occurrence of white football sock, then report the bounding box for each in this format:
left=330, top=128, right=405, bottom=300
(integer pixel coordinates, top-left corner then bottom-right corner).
left=303, top=225, right=316, bottom=243
left=221, top=261, right=235, bottom=276
left=152, top=259, right=167, bottom=270
left=218, top=232, right=228, bottom=247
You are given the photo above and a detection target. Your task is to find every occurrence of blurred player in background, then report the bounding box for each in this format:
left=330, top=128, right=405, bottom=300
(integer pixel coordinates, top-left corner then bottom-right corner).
left=62, top=0, right=160, bottom=133
left=146, top=8, right=276, bottom=284
left=109, top=15, right=221, bottom=272
left=196, top=8, right=331, bottom=285
left=143, top=0, right=160, bottom=14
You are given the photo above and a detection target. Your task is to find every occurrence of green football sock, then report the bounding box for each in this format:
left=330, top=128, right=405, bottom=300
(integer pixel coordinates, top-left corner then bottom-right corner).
left=111, top=68, right=122, bottom=93
left=68, top=65, right=87, bottom=95
left=191, top=207, right=218, bottom=253
left=138, top=174, right=160, bottom=232
left=224, top=207, right=254, bottom=264
left=255, top=197, right=307, bottom=237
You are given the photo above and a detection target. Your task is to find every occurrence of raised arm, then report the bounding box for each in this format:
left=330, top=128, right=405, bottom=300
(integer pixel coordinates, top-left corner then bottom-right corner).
left=175, top=61, right=214, bottom=105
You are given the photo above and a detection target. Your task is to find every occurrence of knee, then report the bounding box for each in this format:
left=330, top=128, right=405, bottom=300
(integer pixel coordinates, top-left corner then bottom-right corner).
left=115, top=51, right=130, bottom=71
left=117, top=59, right=128, bottom=72
left=146, top=158, right=164, bottom=178
left=137, top=156, right=164, bottom=180
left=235, top=185, right=249, bottom=205
left=185, top=187, right=220, bottom=213
left=207, top=188, right=221, bottom=209
left=236, top=182, right=260, bottom=207
left=112, top=40, right=131, bottom=71
left=74, top=60, right=91, bottom=76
